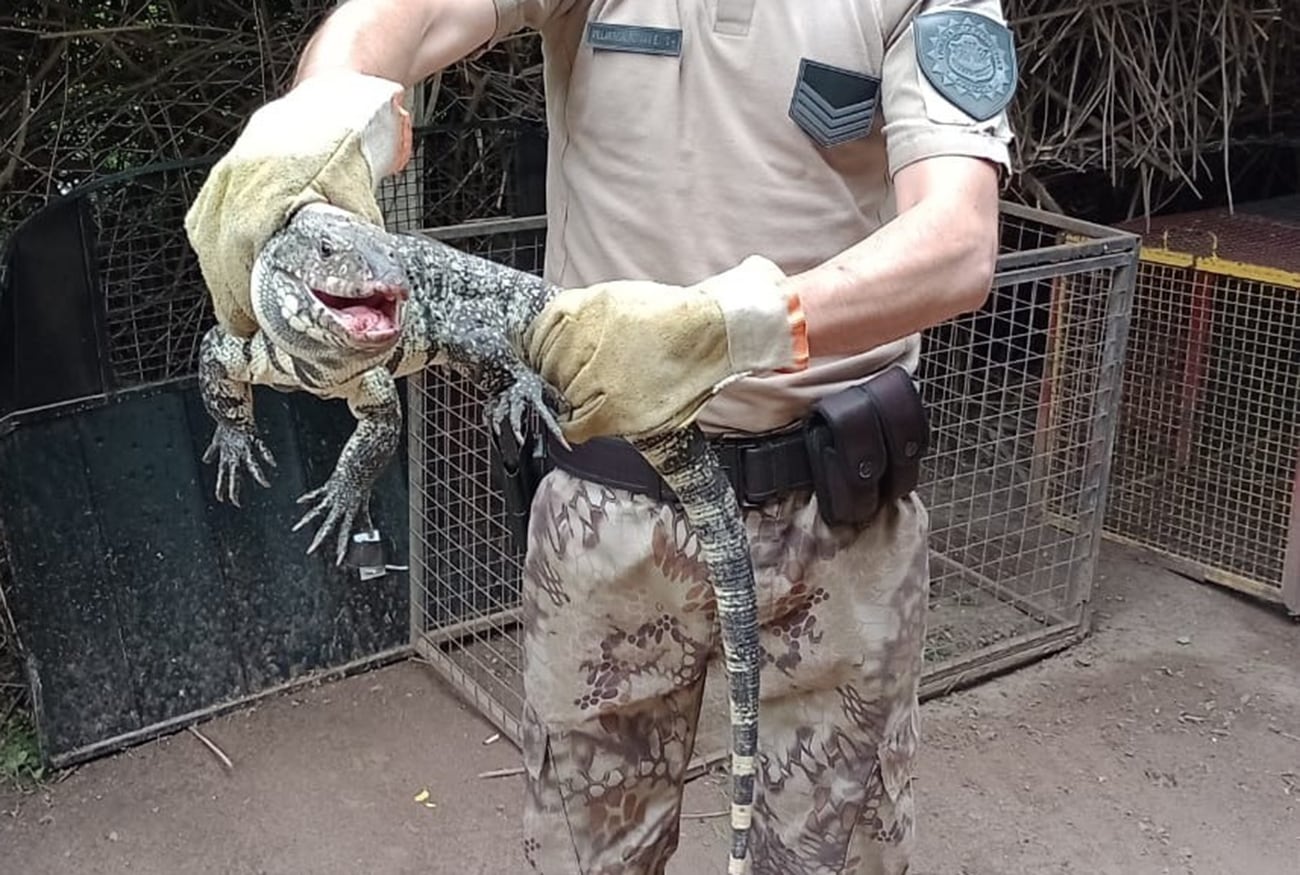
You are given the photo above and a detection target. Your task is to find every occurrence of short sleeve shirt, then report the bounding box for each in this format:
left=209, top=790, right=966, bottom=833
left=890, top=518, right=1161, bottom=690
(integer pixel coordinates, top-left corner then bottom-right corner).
left=489, top=0, right=1017, bottom=435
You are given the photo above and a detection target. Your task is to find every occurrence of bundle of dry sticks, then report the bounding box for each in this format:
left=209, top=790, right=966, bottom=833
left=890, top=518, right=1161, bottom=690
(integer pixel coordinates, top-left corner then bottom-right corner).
left=2, top=0, right=1298, bottom=235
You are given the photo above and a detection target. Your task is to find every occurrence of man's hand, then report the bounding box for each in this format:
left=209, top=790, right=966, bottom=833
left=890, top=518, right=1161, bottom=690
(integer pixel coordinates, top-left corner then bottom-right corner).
left=524, top=256, right=809, bottom=444
left=184, top=71, right=411, bottom=338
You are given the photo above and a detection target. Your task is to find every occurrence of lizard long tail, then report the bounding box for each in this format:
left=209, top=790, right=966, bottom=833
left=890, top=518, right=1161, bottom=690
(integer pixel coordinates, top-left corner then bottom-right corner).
left=632, top=426, right=760, bottom=874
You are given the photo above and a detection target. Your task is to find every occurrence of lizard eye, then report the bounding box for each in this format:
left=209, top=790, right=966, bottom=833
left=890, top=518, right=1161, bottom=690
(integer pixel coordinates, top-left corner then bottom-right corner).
left=319, top=240, right=334, bottom=258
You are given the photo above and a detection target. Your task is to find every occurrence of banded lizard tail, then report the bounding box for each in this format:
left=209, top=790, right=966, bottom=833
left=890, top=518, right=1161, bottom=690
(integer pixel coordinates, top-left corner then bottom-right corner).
left=197, top=203, right=761, bottom=873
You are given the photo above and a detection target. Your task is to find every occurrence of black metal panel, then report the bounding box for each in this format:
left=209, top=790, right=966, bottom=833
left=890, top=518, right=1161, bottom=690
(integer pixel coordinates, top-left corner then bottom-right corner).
left=0, top=196, right=108, bottom=416
left=1, top=381, right=410, bottom=767
left=76, top=391, right=246, bottom=729
left=180, top=386, right=338, bottom=691
left=0, top=417, right=140, bottom=755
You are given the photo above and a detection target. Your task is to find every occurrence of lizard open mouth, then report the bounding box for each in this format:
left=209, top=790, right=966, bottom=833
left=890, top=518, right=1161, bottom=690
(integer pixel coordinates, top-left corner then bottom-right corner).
left=312, top=285, right=406, bottom=343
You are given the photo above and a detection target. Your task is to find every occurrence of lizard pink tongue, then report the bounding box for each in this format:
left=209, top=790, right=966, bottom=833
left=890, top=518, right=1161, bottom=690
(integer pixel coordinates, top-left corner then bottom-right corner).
left=337, top=304, right=394, bottom=335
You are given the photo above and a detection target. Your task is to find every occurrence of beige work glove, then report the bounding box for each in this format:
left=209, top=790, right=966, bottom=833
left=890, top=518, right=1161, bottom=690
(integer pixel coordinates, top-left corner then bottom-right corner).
left=184, top=71, right=412, bottom=337
left=524, top=256, right=810, bottom=444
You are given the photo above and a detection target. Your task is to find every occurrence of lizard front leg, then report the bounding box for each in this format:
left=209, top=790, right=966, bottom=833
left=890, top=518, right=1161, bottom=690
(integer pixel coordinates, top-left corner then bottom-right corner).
left=292, top=365, right=402, bottom=565
left=199, top=325, right=277, bottom=506
left=447, top=324, right=569, bottom=449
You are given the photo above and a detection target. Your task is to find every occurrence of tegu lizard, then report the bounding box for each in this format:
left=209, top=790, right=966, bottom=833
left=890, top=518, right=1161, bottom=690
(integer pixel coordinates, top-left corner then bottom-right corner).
left=196, top=203, right=762, bottom=873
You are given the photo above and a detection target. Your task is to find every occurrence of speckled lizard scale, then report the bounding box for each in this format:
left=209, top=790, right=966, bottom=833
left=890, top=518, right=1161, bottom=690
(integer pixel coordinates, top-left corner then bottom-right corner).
left=197, top=205, right=760, bottom=872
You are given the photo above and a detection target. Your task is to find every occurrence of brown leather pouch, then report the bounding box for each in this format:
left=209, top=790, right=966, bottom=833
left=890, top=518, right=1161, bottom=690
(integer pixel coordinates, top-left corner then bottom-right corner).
left=803, top=366, right=930, bottom=526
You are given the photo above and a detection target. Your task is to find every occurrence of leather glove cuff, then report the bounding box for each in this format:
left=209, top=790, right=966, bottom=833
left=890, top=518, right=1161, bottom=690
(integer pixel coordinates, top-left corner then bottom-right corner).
left=697, top=255, right=810, bottom=376
left=256, top=71, right=413, bottom=190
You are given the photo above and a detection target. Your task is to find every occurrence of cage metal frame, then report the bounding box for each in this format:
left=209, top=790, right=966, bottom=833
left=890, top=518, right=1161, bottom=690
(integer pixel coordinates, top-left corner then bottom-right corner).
left=1101, top=207, right=1300, bottom=615
left=405, top=202, right=1140, bottom=766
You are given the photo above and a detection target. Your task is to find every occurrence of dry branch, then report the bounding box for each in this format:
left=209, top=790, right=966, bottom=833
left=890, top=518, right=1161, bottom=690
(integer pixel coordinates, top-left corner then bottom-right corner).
left=187, top=725, right=234, bottom=771
left=0, top=0, right=551, bottom=239
left=1, top=0, right=1297, bottom=239
left=1003, top=0, right=1298, bottom=215
left=0, top=87, right=32, bottom=193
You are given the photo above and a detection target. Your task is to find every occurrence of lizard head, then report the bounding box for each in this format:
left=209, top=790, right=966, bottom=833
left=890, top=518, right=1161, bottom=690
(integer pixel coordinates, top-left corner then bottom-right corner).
left=253, top=203, right=410, bottom=354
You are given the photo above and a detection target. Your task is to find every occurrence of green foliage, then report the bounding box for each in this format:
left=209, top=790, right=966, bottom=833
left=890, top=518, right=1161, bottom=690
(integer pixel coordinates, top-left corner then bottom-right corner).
left=0, top=530, right=30, bottom=789
left=0, top=709, right=43, bottom=789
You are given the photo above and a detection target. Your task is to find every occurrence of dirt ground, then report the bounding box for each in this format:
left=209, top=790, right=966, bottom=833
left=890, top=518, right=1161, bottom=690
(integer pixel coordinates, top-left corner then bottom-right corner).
left=2, top=541, right=1297, bottom=875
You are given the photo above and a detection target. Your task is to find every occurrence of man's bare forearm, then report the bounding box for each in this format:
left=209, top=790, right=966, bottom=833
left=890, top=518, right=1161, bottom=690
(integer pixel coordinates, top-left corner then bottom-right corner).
left=782, top=155, right=1002, bottom=359
left=295, top=0, right=499, bottom=87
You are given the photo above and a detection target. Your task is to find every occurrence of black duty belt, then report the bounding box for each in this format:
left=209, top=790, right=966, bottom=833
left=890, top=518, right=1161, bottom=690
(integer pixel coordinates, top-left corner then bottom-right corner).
left=496, top=366, right=929, bottom=538
left=541, top=428, right=815, bottom=509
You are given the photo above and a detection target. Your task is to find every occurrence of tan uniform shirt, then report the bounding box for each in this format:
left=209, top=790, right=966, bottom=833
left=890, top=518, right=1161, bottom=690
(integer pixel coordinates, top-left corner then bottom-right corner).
left=489, top=0, right=1016, bottom=435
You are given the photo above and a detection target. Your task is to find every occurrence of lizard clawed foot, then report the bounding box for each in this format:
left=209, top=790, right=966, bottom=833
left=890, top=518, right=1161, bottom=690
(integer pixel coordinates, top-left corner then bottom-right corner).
left=488, top=370, right=571, bottom=450
left=203, top=424, right=277, bottom=507
left=293, top=476, right=370, bottom=566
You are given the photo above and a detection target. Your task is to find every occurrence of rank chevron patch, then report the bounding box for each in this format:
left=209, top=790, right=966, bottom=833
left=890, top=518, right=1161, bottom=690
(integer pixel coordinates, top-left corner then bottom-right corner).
left=788, top=59, right=881, bottom=148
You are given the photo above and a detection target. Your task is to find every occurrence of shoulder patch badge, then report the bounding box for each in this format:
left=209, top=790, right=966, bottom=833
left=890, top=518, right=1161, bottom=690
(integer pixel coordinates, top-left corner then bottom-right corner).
left=913, top=10, right=1017, bottom=122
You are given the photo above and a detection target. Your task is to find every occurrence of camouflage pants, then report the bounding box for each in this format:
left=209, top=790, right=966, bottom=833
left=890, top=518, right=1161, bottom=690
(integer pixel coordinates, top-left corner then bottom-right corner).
left=518, top=466, right=930, bottom=875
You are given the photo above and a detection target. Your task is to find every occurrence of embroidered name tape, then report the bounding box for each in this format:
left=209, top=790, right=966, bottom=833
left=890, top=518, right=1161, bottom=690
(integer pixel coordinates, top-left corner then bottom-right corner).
left=586, top=22, right=683, bottom=56
left=914, top=10, right=1018, bottom=122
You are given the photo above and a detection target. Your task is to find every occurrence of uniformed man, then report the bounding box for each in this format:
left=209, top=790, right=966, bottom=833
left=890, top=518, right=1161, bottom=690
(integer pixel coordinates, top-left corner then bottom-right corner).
left=184, top=1, right=1017, bottom=872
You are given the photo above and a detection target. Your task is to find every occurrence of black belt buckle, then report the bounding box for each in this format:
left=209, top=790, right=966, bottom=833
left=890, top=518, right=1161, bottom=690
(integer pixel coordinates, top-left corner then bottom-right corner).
left=715, top=431, right=812, bottom=509
left=708, top=439, right=752, bottom=508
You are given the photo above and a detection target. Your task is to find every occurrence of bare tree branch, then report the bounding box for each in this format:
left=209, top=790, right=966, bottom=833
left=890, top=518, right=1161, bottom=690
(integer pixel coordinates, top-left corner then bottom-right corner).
left=0, top=87, right=33, bottom=193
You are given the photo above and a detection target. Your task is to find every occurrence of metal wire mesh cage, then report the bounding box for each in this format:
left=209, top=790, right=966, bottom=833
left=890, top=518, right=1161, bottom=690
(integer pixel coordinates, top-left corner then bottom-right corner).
left=0, top=119, right=544, bottom=407
left=406, top=203, right=1140, bottom=754
left=87, top=161, right=216, bottom=388
left=1107, top=197, right=1300, bottom=613
left=0, top=159, right=218, bottom=400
